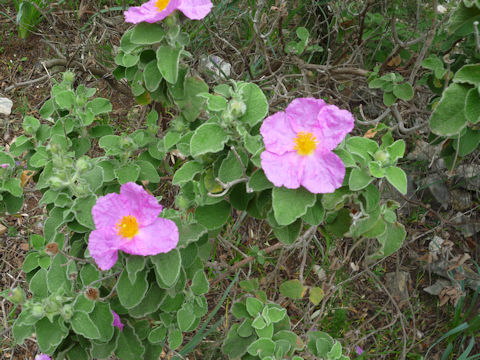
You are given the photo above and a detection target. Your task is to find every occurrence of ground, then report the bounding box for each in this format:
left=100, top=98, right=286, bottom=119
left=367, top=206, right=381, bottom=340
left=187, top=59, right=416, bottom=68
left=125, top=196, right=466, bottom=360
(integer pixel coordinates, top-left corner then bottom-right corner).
left=0, top=1, right=479, bottom=359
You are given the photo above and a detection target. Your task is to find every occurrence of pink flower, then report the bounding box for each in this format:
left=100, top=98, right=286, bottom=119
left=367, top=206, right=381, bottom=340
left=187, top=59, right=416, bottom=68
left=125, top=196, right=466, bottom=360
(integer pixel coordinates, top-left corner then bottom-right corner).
left=124, top=0, right=212, bottom=24
left=35, top=355, right=52, bottom=360
left=88, top=182, right=179, bottom=271
left=0, top=163, right=9, bottom=168
left=111, top=310, right=124, bottom=331
left=355, top=346, right=364, bottom=355
left=260, top=98, right=354, bottom=194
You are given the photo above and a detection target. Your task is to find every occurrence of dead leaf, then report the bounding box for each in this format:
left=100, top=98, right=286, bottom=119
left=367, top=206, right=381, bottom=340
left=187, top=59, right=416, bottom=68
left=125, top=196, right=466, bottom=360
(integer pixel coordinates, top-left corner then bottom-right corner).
left=387, top=55, right=402, bottom=67
left=0, top=223, right=7, bottom=236
left=364, top=128, right=378, bottom=138
left=21, top=170, right=36, bottom=188
left=447, top=253, right=471, bottom=271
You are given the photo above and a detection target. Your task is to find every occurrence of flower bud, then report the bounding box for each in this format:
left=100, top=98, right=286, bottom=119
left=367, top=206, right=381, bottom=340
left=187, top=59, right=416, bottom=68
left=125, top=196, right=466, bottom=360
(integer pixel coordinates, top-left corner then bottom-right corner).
left=60, top=304, right=73, bottom=320
left=374, top=150, right=389, bottom=162
left=74, top=183, right=90, bottom=197
left=45, top=243, right=59, bottom=256
left=48, top=177, right=65, bottom=190
left=85, top=288, right=99, bottom=301
left=228, top=99, right=247, bottom=117
left=8, top=287, right=25, bottom=304
left=44, top=299, right=60, bottom=314
left=62, top=71, right=75, bottom=84
left=31, top=304, right=45, bottom=318
left=75, top=157, right=91, bottom=173
left=119, top=136, right=136, bottom=151
left=76, top=95, right=87, bottom=107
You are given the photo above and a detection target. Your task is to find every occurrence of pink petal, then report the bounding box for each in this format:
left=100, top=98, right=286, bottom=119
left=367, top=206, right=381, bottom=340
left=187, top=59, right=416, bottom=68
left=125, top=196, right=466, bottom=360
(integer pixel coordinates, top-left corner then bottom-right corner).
left=260, top=111, right=297, bottom=155
left=177, top=0, right=212, bottom=19
left=286, top=97, right=327, bottom=134
left=120, top=182, right=163, bottom=226
left=315, top=105, right=354, bottom=151
left=91, top=193, right=130, bottom=230
left=124, top=0, right=175, bottom=23
left=300, top=151, right=345, bottom=193
left=88, top=229, right=120, bottom=271
left=260, top=151, right=305, bottom=189
left=119, top=218, right=179, bottom=256
left=111, top=310, right=124, bottom=331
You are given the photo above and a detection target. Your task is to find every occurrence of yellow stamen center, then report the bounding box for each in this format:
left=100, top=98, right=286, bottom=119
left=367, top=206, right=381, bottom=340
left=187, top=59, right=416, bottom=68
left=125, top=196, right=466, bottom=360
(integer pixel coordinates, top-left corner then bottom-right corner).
left=155, top=0, right=170, bottom=11
left=293, top=132, right=318, bottom=156
left=116, top=215, right=139, bottom=239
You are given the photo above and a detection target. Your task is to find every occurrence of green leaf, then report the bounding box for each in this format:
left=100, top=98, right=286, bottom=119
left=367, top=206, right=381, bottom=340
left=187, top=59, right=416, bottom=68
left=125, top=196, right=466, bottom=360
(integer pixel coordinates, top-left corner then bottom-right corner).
left=47, top=254, right=71, bottom=293
left=465, top=87, right=480, bottom=124
left=144, top=60, right=163, bottom=92
left=247, top=338, right=275, bottom=357
left=168, top=328, right=183, bottom=350
left=136, top=160, right=160, bottom=182
left=422, top=55, right=446, bottom=79
left=349, top=168, right=373, bottom=191
left=151, top=249, right=182, bottom=288
left=246, top=297, right=264, bottom=317
left=177, top=304, right=196, bottom=332
left=386, top=139, right=405, bottom=162
left=190, top=123, right=228, bottom=157
left=273, top=219, right=302, bottom=245
left=385, top=166, right=407, bottom=194
left=248, top=169, right=273, bottom=191
left=307, top=331, right=333, bottom=357
left=346, top=137, right=378, bottom=160
left=302, top=199, right=325, bottom=225
left=327, top=341, right=342, bottom=359
left=3, top=193, right=24, bottom=214
left=156, top=45, right=181, bottom=84
left=218, top=149, right=245, bottom=184
left=116, top=322, right=145, bottom=360
left=177, top=222, right=208, bottom=248
left=30, top=268, right=48, bottom=299
left=55, top=90, right=75, bottom=109
left=175, top=76, right=209, bottom=122
left=131, top=22, right=166, bottom=44
left=430, top=83, right=470, bottom=136
left=453, top=64, right=480, bottom=87
left=279, top=280, right=306, bottom=299
left=191, top=270, right=209, bottom=295
left=23, top=115, right=40, bottom=135
left=172, top=161, right=203, bottom=185
left=86, top=98, right=112, bottom=116
left=35, top=317, right=68, bottom=353
left=129, top=283, right=165, bottom=318
left=195, top=201, right=231, bottom=230
left=126, top=256, right=146, bottom=283
left=237, top=82, right=269, bottom=127
left=368, top=161, right=385, bottom=178
left=393, top=83, right=414, bottom=101
left=383, top=91, right=396, bottom=106
left=222, top=324, right=256, bottom=359
left=206, top=95, right=228, bottom=111
left=370, top=221, right=406, bottom=259
left=73, top=295, right=95, bottom=313
left=71, top=311, right=101, bottom=339
left=3, top=178, right=22, bottom=197
left=309, top=287, right=324, bottom=305
left=13, top=311, right=35, bottom=344
left=325, top=208, right=352, bottom=237
left=266, top=306, right=286, bottom=323
left=272, top=187, right=316, bottom=226
left=148, top=326, right=167, bottom=344
left=40, top=98, right=55, bottom=118
left=72, top=195, right=96, bottom=229
left=115, top=163, right=140, bottom=184
left=117, top=269, right=149, bottom=309
left=453, top=127, right=480, bottom=156
left=23, top=252, right=39, bottom=273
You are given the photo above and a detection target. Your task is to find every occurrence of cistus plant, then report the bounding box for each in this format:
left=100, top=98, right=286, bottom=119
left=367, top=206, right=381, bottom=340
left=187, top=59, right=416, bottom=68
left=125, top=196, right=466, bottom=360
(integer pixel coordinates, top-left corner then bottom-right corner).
left=3, top=1, right=410, bottom=359
left=13, top=0, right=48, bottom=38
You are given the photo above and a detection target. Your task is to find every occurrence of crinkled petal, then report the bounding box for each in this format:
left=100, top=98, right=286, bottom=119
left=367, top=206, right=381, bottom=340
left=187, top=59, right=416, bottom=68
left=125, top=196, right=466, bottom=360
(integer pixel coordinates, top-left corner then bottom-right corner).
left=178, top=0, right=212, bottom=19
left=315, top=105, right=354, bottom=150
left=91, top=193, right=130, bottom=229
left=111, top=310, right=124, bottom=331
left=88, top=229, right=120, bottom=271
left=260, top=111, right=297, bottom=155
left=120, top=182, right=163, bottom=226
left=260, top=151, right=305, bottom=189
left=300, top=151, right=345, bottom=193
left=124, top=0, right=176, bottom=23
left=119, top=218, right=179, bottom=256
left=35, top=355, right=52, bottom=360
left=286, top=97, right=327, bottom=133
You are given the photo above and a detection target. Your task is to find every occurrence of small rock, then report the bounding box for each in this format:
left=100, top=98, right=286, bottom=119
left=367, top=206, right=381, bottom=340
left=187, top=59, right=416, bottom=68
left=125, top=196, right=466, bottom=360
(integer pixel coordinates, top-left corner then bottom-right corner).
left=455, top=164, right=480, bottom=191
left=0, top=97, right=13, bottom=115
left=423, top=279, right=451, bottom=296
left=385, top=271, right=411, bottom=307
left=422, top=174, right=450, bottom=209
left=406, top=140, right=442, bottom=164
left=198, top=55, right=232, bottom=81
left=450, top=189, right=472, bottom=211
left=453, top=212, right=480, bottom=238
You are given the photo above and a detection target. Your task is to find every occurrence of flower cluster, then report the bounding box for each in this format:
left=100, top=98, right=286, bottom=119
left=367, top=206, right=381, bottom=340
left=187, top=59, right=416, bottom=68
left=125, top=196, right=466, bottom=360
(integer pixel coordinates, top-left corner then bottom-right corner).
left=88, top=182, right=179, bottom=271
left=125, top=0, right=212, bottom=23
left=260, top=98, right=354, bottom=194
